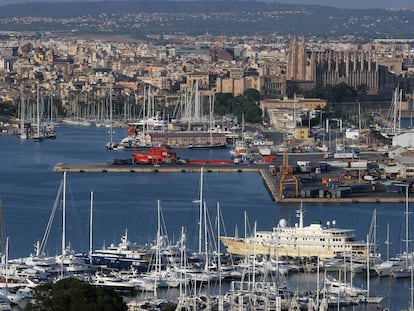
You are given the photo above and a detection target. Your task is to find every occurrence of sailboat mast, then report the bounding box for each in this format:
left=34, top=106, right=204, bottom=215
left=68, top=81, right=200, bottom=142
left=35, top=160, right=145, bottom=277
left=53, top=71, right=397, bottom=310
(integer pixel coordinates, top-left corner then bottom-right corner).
left=198, top=167, right=204, bottom=254
left=20, top=91, right=25, bottom=136
left=89, top=191, right=94, bottom=256
left=36, top=83, right=40, bottom=138
left=217, top=202, right=222, bottom=295
left=386, top=223, right=391, bottom=261
left=109, top=81, right=113, bottom=145
left=405, top=184, right=409, bottom=256
left=203, top=201, right=208, bottom=271
left=367, top=234, right=370, bottom=299
left=50, top=93, right=53, bottom=125
left=209, top=95, right=213, bottom=145
left=5, top=236, right=9, bottom=284
left=0, top=200, right=2, bottom=254
left=62, top=171, right=66, bottom=256
left=155, top=199, right=161, bottom=298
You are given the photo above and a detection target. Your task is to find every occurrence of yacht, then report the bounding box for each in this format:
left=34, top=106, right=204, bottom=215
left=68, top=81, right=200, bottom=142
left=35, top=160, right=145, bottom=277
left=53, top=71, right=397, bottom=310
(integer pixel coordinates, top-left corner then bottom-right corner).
left=374, top=254, right=412, bottom=277
left=220, top=205, right=370, bottom=260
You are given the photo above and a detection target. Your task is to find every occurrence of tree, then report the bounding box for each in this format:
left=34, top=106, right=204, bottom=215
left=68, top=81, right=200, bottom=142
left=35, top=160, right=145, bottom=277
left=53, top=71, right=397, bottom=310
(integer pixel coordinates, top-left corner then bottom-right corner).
left=214, top=91, right=262, bottom=123
left=26, top=278, right=127, bottom=311
left=0, top=101, right=17, bottom=117
left=243, top=88, right=260, bottom=102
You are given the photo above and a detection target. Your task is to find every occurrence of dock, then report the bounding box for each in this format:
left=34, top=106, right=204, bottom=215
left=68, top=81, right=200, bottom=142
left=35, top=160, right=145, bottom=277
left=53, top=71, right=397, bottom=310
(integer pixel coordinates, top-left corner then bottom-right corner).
left=53, top=162, right=413, bottom=203
left=53, top=162, right=260, bottom=173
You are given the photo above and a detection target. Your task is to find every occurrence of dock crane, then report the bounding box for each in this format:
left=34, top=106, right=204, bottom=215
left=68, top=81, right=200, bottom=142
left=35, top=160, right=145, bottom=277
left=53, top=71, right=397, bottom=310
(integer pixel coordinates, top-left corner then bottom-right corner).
left=278, top=136, right=299, bottom=200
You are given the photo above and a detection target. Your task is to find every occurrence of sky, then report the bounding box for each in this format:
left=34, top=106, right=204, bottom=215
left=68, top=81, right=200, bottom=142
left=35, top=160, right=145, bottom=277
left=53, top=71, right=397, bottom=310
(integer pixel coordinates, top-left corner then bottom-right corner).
left=0, top=0, right=412, bottom=9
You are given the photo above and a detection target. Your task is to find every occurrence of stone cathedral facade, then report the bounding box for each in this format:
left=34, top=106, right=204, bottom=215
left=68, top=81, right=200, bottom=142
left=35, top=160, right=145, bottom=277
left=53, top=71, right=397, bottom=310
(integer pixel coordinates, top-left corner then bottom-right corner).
left=287, top=37, right=389, bottom=94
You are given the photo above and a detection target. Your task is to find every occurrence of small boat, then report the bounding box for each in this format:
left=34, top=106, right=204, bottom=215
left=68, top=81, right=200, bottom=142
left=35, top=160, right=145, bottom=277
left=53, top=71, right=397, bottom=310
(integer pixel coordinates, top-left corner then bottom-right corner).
left=323, top=276, right=367, bottom=297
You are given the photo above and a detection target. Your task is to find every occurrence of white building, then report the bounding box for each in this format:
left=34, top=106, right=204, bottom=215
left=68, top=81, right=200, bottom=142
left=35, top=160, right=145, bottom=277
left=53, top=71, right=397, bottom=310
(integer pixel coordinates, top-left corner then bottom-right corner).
left=392, top=131, right=414, bottom=148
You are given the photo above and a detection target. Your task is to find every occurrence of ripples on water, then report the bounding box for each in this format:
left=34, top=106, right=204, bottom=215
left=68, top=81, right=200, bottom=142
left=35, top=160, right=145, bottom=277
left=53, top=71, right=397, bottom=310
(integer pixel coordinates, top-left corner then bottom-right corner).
left=0, top=125, right=412, bottom=309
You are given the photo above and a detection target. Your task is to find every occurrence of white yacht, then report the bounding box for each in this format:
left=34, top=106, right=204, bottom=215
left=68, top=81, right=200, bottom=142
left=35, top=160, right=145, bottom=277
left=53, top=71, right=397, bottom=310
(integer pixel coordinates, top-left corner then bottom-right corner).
left=221, top=205, right=370, bottom=260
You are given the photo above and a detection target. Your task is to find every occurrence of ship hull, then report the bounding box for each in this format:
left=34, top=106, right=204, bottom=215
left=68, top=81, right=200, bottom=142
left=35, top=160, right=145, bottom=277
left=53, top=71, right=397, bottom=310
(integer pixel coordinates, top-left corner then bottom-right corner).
left=220, top=237, right=367, bottom=260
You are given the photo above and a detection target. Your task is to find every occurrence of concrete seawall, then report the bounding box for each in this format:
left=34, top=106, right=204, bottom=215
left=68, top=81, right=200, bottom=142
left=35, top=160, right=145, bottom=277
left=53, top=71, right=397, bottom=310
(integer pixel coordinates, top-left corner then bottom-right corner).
left=53, top=162, right=412, bottom=203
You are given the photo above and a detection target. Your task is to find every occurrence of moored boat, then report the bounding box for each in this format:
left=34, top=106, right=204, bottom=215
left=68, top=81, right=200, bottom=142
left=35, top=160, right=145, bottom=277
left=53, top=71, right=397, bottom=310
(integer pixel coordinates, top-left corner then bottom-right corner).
left=220, top=204, right=370, bottom=260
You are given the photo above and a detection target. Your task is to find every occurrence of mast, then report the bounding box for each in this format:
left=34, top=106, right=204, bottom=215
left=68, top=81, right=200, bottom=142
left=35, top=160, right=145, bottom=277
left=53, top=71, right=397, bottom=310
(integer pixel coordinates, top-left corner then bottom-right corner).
left=198, top=167, right=204, bottom=254
left=203, top=200, right=208, bottom=271
left=217, top=202, right=222, bottom=295
left=62, top=171, right=66, bottom=257
left=399, top=89, right=402, bottom=135
left=358, top=101, right=361, bottom=134
left=36, top=83, right=41, bottom=139
left=367, top=234, right=370, bottom=300
left=20, top=91, right=25, bottom=138
left=155, top=199, right=161, bottom=298
left=5, top=236, right=8, bottom=284
left=385, top=223, right=391, bottom=261
left=0, top=200, right=2, bottom=260
left=109, top=81, right=113, bottom=146
left=89, top=191, right=94, bottom=257
left=209, top=95, right=213, bottom=145
left=405, top=184, right=410, bottom=256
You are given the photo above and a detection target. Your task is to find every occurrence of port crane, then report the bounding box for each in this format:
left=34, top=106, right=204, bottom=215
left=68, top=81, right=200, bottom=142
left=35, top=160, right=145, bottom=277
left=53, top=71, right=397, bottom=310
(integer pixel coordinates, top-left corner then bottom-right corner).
left=278, top=135, right=299, bottom=200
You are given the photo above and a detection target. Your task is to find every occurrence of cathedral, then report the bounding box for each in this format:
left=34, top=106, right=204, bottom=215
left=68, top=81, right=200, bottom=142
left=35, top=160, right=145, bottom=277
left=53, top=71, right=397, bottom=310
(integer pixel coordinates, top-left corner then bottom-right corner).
left=287, top=37, right=390, bottom=94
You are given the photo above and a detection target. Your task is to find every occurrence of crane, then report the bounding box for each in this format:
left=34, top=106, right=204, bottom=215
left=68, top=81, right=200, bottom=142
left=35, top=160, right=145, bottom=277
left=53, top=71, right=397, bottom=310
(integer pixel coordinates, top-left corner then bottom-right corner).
left=278, top=135, right=299, bottom=200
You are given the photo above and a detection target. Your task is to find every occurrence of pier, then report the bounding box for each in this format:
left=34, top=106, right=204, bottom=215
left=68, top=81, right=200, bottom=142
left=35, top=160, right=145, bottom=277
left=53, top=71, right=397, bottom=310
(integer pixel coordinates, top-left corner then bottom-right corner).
left=53, top=162, right=413, bottom=204
left=53, top=162, right=260, bottom=173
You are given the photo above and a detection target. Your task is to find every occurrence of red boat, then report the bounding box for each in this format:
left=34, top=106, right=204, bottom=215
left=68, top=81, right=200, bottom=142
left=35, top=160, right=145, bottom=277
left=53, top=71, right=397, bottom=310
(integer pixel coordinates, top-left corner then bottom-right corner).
left=132, top=147, right=177, bottom=165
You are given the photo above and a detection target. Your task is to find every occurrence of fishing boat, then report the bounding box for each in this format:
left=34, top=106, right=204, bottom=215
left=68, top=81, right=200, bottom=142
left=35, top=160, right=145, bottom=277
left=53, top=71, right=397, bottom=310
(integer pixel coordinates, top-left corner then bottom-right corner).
left=220, top=204, right=370, bottom=260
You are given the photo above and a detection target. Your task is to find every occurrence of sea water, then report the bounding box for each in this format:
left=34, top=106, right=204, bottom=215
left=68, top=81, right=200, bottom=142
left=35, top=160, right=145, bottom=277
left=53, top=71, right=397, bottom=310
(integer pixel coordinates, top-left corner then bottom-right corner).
left=0, top=125, right=412, bottom=310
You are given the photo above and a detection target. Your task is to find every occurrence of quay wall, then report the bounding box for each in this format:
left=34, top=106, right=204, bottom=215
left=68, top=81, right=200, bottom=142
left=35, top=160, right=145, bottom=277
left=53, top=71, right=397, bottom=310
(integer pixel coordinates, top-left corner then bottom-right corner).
left=53, top=162, right=411, bottom=204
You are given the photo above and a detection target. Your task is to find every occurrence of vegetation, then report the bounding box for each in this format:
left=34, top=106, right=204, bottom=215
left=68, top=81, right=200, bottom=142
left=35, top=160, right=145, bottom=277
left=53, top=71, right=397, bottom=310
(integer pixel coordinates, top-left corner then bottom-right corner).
left=288, top=83, right=369, bottom=103
left=0, top=101, right=17, bottom=117
left=215, top=89, right=262, bottom=123
left=26, top=278, right=127, bottom=311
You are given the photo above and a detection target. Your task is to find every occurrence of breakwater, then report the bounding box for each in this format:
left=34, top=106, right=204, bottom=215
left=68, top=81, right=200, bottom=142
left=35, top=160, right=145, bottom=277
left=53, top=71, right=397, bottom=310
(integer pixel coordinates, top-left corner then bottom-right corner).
left=53, top=162, right=413, bottom=203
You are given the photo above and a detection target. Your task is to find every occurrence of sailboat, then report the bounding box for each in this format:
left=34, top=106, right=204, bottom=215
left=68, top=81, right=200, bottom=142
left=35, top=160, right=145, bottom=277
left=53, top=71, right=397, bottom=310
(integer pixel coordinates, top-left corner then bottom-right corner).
left=188, top=95, right=227, bottom=149
left=380, top=87, right=406, bottom=139
left=19, top=92, right=28, bottom=140
left=55, top=172, right=90, bottom=280
left=44, top=93, right=57, bottom=139
left=142, top=200, right=184, bottom=289
left=32, top=84, right=44, bottom=142
left=375, top=184, right=413, bottom=278
left=105, top=81, right=118, bottom=150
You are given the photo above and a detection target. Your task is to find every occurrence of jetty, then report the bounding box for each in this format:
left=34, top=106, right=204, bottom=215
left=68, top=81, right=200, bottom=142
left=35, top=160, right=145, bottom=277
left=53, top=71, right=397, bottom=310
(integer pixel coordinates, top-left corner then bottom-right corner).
left=53, top=162, right=260, bottom=173
left=53, top=162, right=413, bottom=204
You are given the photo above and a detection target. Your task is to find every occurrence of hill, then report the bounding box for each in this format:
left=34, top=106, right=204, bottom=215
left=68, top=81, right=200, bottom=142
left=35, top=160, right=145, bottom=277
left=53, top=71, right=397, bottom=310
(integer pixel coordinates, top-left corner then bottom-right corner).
left=0, top=1, right=412, bottom=39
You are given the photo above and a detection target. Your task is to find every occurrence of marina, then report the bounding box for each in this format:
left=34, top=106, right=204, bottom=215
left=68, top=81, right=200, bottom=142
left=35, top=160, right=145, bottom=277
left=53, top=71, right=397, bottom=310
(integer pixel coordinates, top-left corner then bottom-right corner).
left=1, top=125, right=414, bottom=310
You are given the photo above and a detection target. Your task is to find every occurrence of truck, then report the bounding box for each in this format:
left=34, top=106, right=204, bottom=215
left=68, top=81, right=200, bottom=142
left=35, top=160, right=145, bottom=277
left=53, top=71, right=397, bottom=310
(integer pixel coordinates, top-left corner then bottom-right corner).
left=349, top=160, right=368, bottom=169
left=334, top=152, right=359, bottom=159
left=297, top=160, right=312, bottom=173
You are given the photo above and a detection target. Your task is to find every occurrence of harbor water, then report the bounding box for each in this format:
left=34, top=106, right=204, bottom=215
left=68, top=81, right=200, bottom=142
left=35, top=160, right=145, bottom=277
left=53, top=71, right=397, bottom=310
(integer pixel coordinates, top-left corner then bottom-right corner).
left=0, top=125, right=413, bottom=310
